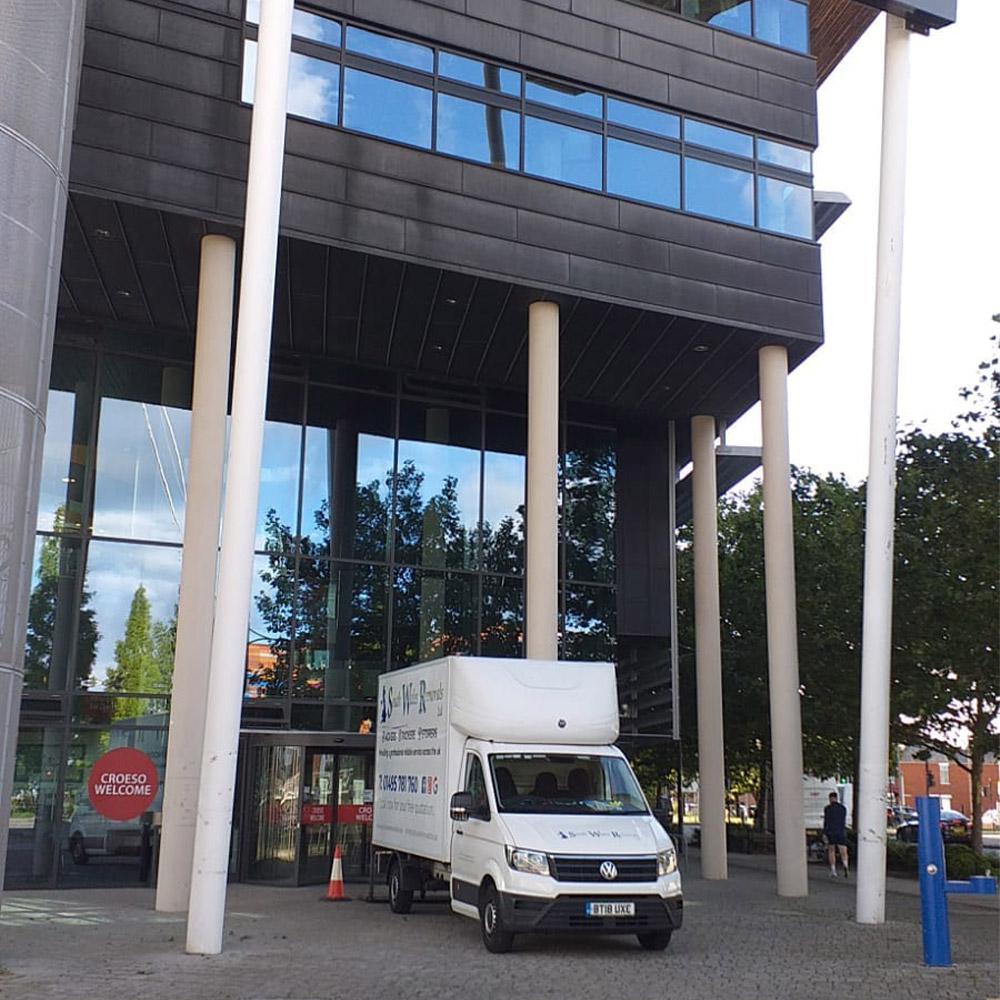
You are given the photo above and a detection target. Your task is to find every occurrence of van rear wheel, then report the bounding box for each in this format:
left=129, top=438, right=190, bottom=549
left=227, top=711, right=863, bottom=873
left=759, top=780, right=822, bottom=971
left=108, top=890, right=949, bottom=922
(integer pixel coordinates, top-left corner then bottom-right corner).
left=388, top=859, right=413, bottom=914
left=637, top=930, right=672, bottom=951
left=479, top=883, right=514, bottom=953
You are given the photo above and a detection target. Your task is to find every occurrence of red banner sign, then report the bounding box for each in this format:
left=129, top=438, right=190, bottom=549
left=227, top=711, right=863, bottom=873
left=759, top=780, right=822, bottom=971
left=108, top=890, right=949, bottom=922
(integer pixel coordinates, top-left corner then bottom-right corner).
left=301, top=803, right=333, bottom=825
left=337, top=803, right=373, bottom=824
left=87, top=747, right=158, bottom=822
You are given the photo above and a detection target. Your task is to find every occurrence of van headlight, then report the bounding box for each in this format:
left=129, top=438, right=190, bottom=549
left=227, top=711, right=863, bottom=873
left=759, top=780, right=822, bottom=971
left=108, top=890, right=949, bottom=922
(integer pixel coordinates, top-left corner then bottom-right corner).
left=657, top=847, right=677, bottom=876
left=505, top=846, right=550, bottom=876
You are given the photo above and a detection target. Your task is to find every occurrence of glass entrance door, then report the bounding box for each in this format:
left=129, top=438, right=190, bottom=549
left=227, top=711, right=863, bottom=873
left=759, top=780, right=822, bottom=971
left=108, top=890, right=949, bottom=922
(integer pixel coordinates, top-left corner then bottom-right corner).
left=247, top=745, right=302, bottom=884
left=241, top=741, right=374, bottom=886
left=334, top=754, right=372, bottom=881
left=299, top=750, right=336, bottom=884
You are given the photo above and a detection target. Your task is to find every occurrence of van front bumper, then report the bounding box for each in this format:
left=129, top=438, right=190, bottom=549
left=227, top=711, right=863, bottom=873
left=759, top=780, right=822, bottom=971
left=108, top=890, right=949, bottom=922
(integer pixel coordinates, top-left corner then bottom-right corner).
left=497, top=891, right=683, bottom=934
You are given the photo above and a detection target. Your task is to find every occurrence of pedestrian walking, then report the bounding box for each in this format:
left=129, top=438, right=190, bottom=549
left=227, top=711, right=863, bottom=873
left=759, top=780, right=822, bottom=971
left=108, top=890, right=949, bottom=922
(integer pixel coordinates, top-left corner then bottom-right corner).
left=822, top=792, right=849, bottom=879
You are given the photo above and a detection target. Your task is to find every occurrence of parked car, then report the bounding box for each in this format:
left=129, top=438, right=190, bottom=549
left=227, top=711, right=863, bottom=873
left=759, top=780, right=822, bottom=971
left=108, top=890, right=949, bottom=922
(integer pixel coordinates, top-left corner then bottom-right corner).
left=887, top=805, right=918, bottom=828
left=895, top=808, right=970, bottom=845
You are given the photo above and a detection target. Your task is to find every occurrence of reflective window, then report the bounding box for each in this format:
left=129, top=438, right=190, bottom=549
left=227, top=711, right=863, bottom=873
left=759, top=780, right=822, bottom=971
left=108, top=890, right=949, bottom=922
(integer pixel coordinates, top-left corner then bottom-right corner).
left=607, top=98, right=679, bottom=139
left=437, top=94, right=519, bottom=170
left=525, top=116, right=602, bottom=191
left=343, top=69, right=432, bottom=148
left=290, top=562, right=388, bottom=702
left=63, top=726, right=164, bottom=883
left=84, top=540, right=181, bottom=693
left=25, top=535, right=92, bottom=690
left=563, top=584, right=616, bottom=662
left=683, top=0, right=752, bottom=36
left=526, top=77, right=602, bottom=118
left=302, top=387, right=394, bottom=563
left=39, top=349, right=95, bottom=533
left=757, top=175, right=812, bottom=239
left=684, top=157, right=754, bottom=226
left=757, top=138, right=811, bottom=173
left=439, top=51, right=520, bottom=95
left=607, top=138, right=680, bottom=209
left=563, top=429, right=616, bottom=584
left=255, top=380, right=303, bottom=553
left=247, top=551, right=293, bottom=698
left=755, top=0, right=809, bottom=54
left=684, top=119, right=753, bottom=159
left=395, top=402, right=481, bottom=571
left=483, top=413, right=525, bottom=574
left=242, top=39, right=257, bottom=104
left=481, top=575, right=523, bottom=658
left=291, top=9, right=341, bottom=47
left=288, top=52, right=340, bottom=125
left=5, top=726, right=60, bottom=885
left=391, top=567, right=478, bottom=667
left=92, top=358, right=192, bottom=544
left=346, top=26, right=433, bottom=72
left=246, top=3, right=342, bottom=46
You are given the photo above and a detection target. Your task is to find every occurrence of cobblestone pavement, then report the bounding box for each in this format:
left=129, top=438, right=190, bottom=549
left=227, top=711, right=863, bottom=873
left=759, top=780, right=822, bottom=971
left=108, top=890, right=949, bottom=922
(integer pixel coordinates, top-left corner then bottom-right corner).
left=1, top=853, right=996, bottom=1000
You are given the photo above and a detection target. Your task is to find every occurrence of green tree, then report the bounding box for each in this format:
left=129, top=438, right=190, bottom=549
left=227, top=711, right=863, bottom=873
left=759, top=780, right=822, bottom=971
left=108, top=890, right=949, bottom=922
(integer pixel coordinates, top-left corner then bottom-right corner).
left=24, top=512, right=99, bottom=689
left=106, top=585, right=174, bottom=717
left=676, top=471, right=864, bottom=829
left=891, top=350, right=1000, bottom=854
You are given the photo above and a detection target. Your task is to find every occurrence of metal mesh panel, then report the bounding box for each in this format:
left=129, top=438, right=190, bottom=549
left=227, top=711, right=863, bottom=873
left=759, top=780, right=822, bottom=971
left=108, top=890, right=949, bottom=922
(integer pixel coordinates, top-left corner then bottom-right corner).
left=0, top=0, right=86, bottom=891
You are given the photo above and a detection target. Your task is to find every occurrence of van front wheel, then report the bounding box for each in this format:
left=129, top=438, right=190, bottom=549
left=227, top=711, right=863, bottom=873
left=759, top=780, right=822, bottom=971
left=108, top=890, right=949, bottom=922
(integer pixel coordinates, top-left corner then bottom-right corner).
left=388, top=859, right=413, bottom=914
left=637, top=930, right=672, bottom=951
left=479, top=884, right=514, bottom=953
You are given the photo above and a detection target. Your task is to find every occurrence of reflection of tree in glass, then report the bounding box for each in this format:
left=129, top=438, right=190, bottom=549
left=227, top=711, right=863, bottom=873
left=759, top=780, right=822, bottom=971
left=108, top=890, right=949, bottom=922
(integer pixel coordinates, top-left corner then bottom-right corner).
left=254, top=458, right=529, bottom=691
left=105, top=585, right=175, bottom=716
left=563, top=443, right=616, bottom=583
left=563, top=441, right=616, bottom=661
left=24, top=510, right=99, bottom=689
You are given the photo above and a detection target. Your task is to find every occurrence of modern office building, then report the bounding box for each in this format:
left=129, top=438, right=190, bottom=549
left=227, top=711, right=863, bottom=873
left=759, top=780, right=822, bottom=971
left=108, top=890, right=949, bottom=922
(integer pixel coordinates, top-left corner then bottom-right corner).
left=2, top=0, right=881, bottom=894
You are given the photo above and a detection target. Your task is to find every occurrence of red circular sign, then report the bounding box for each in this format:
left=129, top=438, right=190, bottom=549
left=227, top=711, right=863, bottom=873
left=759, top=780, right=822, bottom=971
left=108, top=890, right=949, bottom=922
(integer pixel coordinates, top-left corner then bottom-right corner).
left=87, top=747, right=159, bottom=821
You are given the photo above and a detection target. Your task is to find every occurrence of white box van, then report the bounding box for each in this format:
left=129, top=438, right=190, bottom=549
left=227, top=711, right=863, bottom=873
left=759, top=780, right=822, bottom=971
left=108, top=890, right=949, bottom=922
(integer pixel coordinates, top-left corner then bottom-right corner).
left=372, top=657, right=683, bottom=953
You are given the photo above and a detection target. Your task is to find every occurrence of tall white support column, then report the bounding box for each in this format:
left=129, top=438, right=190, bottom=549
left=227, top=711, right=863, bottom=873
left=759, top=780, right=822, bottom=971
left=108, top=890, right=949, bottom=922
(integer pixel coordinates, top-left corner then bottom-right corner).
left=525, top=301, right=559, bottom=661
left=185, top=0, right=293, bottom=956
left=691, top=415, right=727, bottom=880
left=857, top=13, right=911, bottom=926
left=156, top=235, right=235, bottom=913
left=759, top=345, right=808, bottom=897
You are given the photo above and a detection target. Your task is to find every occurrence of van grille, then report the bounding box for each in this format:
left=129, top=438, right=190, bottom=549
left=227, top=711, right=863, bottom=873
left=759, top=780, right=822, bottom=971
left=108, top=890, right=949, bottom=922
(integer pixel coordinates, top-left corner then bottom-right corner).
left=549, top=855, right=658, bottom=883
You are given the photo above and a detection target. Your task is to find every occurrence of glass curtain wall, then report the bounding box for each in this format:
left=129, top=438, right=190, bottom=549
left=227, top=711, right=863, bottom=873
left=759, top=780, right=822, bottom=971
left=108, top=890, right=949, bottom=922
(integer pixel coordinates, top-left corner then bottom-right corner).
left=12, top=339, right=618, bottom=884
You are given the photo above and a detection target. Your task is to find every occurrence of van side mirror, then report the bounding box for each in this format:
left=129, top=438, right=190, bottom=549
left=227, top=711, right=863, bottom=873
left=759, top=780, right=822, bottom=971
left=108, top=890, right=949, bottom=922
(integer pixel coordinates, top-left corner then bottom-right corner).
left=450, top=791, right=474, bottom=821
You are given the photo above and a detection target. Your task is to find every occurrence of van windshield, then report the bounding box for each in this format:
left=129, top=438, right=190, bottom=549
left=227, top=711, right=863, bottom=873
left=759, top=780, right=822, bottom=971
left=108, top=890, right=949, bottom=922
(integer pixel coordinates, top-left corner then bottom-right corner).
left=489, top=754, right=648, bottom=815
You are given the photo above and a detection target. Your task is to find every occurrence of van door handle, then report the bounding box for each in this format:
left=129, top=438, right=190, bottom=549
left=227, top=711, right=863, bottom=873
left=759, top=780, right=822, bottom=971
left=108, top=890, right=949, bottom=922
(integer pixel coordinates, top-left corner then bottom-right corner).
left=454, top=829, right=464, bottom=836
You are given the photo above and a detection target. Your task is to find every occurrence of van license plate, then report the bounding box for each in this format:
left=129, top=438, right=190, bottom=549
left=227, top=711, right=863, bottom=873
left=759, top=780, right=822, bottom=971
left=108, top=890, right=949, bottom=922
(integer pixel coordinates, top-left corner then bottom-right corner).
left=586, top=902, right=635, bottom=917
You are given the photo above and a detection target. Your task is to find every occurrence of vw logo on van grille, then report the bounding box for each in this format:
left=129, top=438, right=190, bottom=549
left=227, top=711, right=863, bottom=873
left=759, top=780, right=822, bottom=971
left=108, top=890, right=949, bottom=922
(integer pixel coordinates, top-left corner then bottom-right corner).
left=599, top=861, right=619, bottom=881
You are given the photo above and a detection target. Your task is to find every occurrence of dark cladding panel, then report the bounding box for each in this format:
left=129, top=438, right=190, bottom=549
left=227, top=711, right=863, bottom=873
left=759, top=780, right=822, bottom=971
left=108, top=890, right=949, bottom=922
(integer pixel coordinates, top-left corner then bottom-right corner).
left=615, top=430, right=670, bottom=637
left=70, top=0, right=825, bottom=348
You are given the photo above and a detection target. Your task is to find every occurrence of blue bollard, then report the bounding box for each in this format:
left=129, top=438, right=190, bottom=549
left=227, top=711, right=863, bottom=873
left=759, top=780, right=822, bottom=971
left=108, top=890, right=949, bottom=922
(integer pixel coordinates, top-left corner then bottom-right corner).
left=915, top=795, right=998, bottom=967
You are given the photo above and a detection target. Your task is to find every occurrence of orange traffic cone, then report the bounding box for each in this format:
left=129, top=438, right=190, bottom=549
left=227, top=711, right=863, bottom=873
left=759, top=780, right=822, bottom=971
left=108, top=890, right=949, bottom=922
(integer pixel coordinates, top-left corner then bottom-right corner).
left=323, top=844, right=349, bottom=902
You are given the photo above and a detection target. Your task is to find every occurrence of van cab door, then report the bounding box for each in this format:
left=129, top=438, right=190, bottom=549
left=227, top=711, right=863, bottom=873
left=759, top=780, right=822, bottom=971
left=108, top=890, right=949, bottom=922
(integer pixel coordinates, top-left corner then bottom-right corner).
left=450, top=752, right=500, bottom=908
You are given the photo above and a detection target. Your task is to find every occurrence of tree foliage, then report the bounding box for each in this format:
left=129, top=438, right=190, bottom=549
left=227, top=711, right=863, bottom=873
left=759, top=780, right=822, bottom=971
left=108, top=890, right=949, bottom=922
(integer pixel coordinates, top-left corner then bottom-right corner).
left=890, top=347, right=999, bottom=853
left=24, top=512, right=99, bottom=689
left=105, top=585, right=175, bottom=717
left=675, top=347, right=998, bottom=845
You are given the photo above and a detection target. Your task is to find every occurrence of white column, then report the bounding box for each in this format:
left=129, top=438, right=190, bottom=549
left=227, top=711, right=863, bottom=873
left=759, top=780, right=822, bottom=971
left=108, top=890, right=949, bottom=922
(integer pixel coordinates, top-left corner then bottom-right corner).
left=691, top=415, right=727, bottom=880
left=156, top=236, right=235, bottom=913
left=525, top=301, right=559, bottom=661
left=185, top=0, right=293, bottom=956
left=857, top=13, right=911, bottom=926
left=759, top=345, right=808, bottom=897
